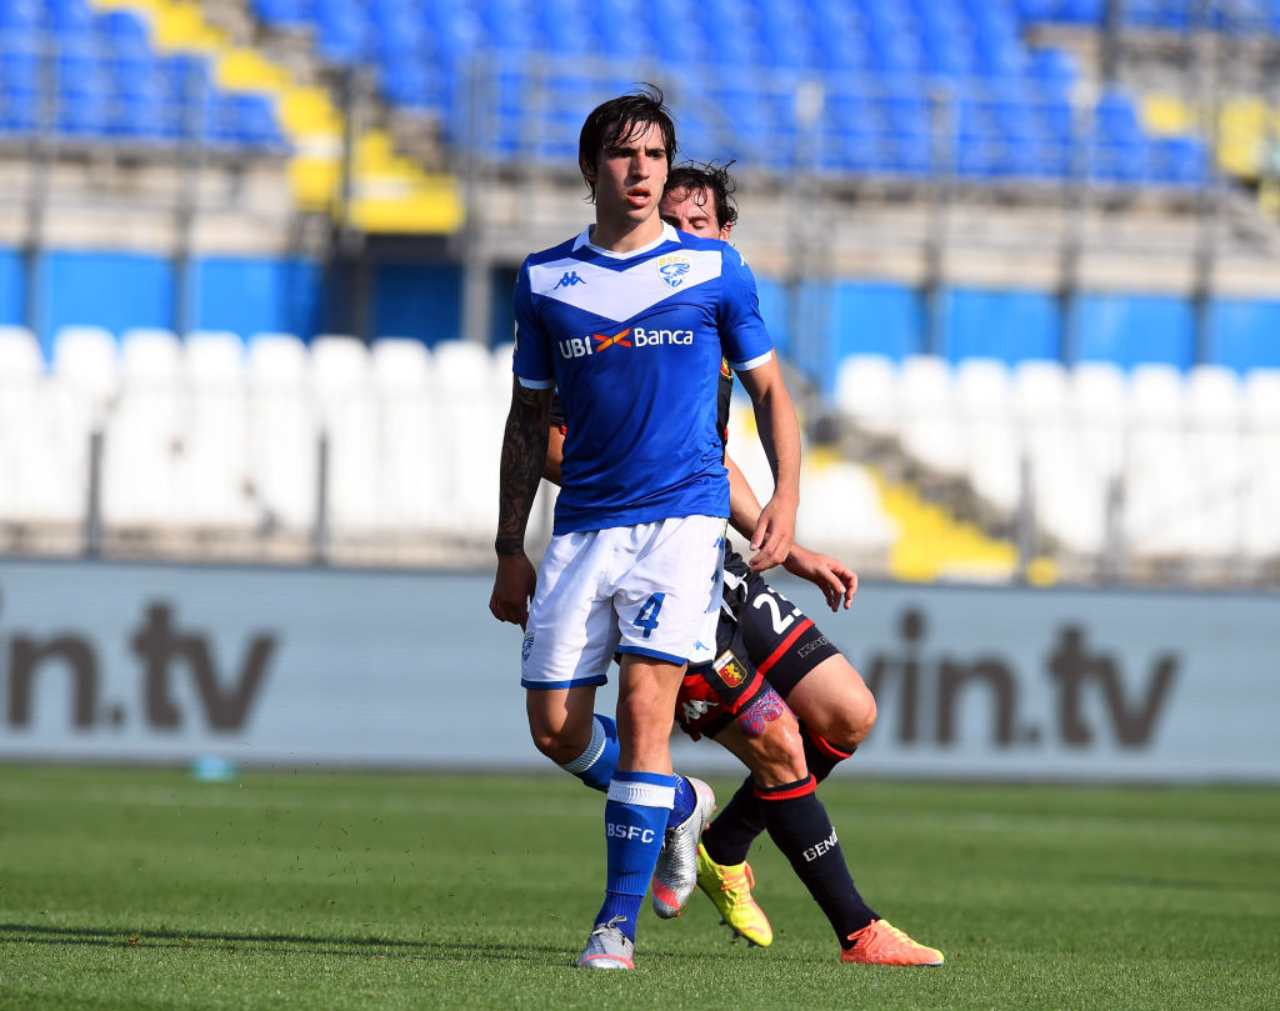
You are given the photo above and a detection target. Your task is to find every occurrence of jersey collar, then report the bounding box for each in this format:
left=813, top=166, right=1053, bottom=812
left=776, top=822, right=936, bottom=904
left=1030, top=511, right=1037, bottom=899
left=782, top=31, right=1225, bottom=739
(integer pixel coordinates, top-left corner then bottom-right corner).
left=573, top=222, right=679, bottom=259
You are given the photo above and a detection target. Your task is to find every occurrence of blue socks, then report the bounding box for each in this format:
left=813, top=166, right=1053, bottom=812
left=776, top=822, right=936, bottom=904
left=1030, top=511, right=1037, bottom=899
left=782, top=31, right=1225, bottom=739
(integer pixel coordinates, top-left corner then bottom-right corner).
left=559, top=714, right=699, bottom=830
left=559, top=714, right=619, bottom=792
left=670, top=772, right=696, bottom=827
left=595, top=770, right=675, bottom=941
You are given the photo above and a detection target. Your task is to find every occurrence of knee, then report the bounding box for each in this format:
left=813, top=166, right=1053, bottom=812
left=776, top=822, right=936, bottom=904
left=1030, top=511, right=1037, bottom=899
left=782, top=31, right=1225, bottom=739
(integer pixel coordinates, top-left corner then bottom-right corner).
left=825, top=678, right=877, bottom=750
left=745, top=708, right=809, bottom=787
left=527, top=710, right=592, bottom=766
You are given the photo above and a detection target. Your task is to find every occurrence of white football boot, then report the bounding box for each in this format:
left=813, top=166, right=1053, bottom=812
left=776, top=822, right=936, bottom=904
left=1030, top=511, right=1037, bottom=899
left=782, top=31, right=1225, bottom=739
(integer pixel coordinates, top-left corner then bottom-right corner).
left=575, top=916, right=635, bottom=970
left=651, top=777, right=716, bottom=918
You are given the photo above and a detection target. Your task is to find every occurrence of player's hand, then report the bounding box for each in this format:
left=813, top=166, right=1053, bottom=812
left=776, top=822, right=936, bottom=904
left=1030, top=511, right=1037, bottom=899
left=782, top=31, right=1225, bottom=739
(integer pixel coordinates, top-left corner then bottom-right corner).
left=489, top=552, right=537, bottom=628
left=749, top=494, right=796, bottom=572
left=784, top=545, right=858, bottom=611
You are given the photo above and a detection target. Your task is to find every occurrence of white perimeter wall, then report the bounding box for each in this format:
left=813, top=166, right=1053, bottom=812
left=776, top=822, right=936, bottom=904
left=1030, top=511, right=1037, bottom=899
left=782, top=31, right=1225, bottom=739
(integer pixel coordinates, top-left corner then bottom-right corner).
left=0, top=559, right=1277, bottom=782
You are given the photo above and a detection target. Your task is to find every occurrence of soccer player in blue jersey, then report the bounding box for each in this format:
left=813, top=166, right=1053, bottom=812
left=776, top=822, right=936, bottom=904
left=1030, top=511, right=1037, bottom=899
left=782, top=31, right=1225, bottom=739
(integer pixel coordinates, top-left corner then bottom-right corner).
left=489, top=87, right=802, bottom=970
left=534, top=162, right=944, bottom=968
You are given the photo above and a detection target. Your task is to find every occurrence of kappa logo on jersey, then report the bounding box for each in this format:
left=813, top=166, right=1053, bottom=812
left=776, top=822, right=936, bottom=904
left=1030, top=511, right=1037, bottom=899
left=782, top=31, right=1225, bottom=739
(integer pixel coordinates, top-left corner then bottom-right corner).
left=658, top=254, right=692, bottom=289
left=521, top=633, right=535, bottom=663
left=714, top=654, right=748, bottom=689
left=558, top=326, right=694, bottom=359
left=553, top=270, right=585, bottom=289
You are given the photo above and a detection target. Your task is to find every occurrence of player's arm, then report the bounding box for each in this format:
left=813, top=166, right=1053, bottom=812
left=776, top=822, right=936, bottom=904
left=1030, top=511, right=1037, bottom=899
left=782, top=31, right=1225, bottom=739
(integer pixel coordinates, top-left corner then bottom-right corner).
left=491, top=379, right=552, bottom=626
left=718, top=245, right=801, bottom=572
left=736, top=356, right=801, bottom=572
left=726, top=453, right=855, bottom=611
left=491, top=263, right=554, bottom=627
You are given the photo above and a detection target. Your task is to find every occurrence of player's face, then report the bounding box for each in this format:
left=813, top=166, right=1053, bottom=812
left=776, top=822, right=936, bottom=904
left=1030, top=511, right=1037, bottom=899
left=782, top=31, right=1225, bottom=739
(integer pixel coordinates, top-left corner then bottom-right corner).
left=660, top=186, right=730, bottom=240
left=592, top=121, right=669, bottom=226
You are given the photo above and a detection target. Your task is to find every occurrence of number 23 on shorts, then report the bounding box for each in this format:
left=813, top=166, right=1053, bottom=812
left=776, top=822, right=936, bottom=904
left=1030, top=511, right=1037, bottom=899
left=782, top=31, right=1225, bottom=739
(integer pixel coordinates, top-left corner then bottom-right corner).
left=633, top=592, right=665, bottom=639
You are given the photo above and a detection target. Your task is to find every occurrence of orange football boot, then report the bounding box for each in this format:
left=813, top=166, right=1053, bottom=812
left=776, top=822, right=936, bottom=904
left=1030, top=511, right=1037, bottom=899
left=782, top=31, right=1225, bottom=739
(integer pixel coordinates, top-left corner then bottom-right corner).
left=840, top=919, right=944, bottom=967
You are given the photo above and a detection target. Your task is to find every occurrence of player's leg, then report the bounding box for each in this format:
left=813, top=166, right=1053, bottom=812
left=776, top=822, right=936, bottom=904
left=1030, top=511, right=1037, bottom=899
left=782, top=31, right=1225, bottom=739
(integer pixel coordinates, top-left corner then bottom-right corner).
left=525, top=685, right=621, bottom=791
left=579, top=655, right=686, bottom=967
left=784, top=653, right=878, bottom=759
left=702, top=654, right=872, bottom=862
left=700, top=575, right=853, bottom=868
left=707, top=685, right=887, bottom=955
left=578, top=516, right=723, bottom=968
left=519, top=529, right=621, bottom=792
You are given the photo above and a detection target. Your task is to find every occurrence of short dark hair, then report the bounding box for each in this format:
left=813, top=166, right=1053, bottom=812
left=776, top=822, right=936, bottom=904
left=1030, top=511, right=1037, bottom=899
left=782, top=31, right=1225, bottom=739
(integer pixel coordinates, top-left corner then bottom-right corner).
left=664, top=161, right=739, bottom=231
left=578, top=85, right=677, bottom=202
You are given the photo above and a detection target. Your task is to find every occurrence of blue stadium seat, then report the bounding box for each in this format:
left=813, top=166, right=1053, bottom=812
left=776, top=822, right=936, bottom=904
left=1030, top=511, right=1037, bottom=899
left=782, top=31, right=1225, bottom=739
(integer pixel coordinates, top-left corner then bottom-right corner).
left=235, top=0, right=1203, bottom=185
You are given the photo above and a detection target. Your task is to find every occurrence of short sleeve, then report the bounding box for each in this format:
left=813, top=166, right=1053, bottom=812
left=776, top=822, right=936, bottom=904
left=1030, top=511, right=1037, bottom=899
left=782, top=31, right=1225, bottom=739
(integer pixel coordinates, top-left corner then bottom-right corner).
left=717, top=245, right=774, bottom=373
left=512, top=263, right=554, bottom=389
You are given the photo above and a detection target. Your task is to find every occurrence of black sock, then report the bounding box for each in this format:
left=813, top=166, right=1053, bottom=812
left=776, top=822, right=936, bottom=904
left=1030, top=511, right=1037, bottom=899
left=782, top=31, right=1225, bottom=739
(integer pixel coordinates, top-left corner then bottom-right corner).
left=757, top=776, right=878, bottom=946
left=701, top=774, right=766, bottom=866
left=801, top=722, right=855, bottom=783
left=702, top=724, right=855, bottom=866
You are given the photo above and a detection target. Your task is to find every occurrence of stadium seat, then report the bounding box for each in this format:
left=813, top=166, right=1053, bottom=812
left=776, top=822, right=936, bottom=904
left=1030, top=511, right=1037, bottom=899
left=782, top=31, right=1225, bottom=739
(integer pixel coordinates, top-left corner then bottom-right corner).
left=371, top=337, right=444, bottom=532
left=900, top=354, right=965, bottom=477
left=1183, top=364, right=1245, bottom=558
left=120, top=328, right=182, bottom=381
left=0, top=325, right=70, bottom=525
left=247, top=332, right=318, bottom=531
left=311, top=334, right=381, bottom=533
left=432, top=339, right=501, bottom=535
left=180, top=332, right=255, bottom=530
left=798, top=460, right=898, bottom=554
left=240, top=0, right=1171, bottom=185
left=53, top=326, right=119, bottom=412
left=1243, top=368, right=1280, bottom=558
left=835, top=354, right=899, bottom=435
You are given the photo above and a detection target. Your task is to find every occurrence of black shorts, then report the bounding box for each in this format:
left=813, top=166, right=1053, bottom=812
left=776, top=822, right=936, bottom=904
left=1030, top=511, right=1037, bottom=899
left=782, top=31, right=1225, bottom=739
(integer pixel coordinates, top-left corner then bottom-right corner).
left=731, top=569, right=842, bottom=699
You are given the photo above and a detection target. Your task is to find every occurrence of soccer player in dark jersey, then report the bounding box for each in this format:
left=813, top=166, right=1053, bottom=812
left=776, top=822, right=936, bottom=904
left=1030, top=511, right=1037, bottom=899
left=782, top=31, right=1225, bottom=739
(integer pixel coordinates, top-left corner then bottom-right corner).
left=540, top=163, right=944, bottom=967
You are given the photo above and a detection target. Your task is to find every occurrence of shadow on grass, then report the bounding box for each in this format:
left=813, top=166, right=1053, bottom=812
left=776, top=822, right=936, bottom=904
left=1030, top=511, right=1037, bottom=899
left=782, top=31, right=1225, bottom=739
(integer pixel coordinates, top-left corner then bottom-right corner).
left=0, top=922, right=772, bottom=966
left=0, top=922, right=563, bottom=962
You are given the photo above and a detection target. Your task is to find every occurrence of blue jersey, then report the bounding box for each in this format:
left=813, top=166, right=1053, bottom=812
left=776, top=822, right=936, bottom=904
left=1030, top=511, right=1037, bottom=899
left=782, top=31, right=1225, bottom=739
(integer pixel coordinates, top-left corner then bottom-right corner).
left=513, top=223, right=774, bottom=535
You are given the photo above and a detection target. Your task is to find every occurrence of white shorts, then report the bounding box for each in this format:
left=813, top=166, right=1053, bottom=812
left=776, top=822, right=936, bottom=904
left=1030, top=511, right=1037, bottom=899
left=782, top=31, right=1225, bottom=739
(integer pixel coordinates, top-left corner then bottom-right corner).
left=520, top=514, right=727, bottom=691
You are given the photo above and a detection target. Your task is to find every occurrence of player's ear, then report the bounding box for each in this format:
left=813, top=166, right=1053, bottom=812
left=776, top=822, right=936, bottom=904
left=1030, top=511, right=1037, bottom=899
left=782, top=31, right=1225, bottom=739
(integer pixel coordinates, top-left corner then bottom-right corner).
left=719, top=221, right=734, bottom=240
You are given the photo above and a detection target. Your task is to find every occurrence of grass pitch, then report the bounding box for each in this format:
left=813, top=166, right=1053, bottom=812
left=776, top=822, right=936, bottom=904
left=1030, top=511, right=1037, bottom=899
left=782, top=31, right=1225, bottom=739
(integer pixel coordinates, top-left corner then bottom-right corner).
left=1, top=768, right=1277, bottom=1010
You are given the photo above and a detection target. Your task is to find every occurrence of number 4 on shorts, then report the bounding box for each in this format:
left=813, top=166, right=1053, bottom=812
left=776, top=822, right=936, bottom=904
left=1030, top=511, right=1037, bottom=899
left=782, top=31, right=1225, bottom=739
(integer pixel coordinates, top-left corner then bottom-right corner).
left=633, top=592, right=666, bottom=639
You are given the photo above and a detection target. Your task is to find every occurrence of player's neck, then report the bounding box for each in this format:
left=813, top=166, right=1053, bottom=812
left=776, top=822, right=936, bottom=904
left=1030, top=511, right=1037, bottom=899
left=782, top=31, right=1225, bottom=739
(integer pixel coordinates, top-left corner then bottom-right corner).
left=589, top=212, right=664, bottom=254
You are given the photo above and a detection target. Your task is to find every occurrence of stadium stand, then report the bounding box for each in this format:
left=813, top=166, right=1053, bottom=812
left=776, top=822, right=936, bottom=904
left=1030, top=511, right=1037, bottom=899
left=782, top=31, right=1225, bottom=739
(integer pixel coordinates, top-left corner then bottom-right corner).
left=835, top=352, right=1280, bottom=577
left=0, top=0, right=286, bottom=149
left=0, top=324, right=902, bottom=569
left=245, top=0, right=1211, bottom=186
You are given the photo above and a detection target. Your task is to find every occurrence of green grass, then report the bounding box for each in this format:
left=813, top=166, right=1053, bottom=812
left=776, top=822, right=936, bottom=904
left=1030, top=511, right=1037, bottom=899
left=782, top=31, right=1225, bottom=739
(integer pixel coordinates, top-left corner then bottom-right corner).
left=1, top=768, right=1278, bottom=1010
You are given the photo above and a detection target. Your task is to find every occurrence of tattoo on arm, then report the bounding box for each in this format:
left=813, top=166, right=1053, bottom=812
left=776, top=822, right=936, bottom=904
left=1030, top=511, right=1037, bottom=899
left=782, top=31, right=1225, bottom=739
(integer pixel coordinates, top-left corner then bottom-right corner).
left=495, top=381, right=552, bottom=555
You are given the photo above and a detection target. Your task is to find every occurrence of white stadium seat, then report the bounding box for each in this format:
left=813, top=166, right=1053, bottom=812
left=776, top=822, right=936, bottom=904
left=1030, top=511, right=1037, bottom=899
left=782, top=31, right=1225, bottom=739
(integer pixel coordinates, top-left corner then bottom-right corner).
left=179, top=333, right=253, bottom=529
left=0, top=327, right=70, bottom=524
left=1012, top=359, right=1067, bottom=422
left=0, top=325, right=40, bottom=376
left=433, top=340, right=502, bottom=536
left=102, top=330, right=186, bottom=527
left=371, top=338, right=443, bottom=532
left=899, top=354, right=964, bottom=477
left=835, top=354, right=898, bottom=435
left=310, top=336, right=380, bottom=533
left=372, top=337, right=431, bottom=391
left=247, top=332, right=317, bottom=531
left=120, top=328, right=181, bottom=380
left=798, top=461, right=897, bottom=553
left=185, top=331, right=245, bottom=381
left=1243, top=370, right=1280, bottom=558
